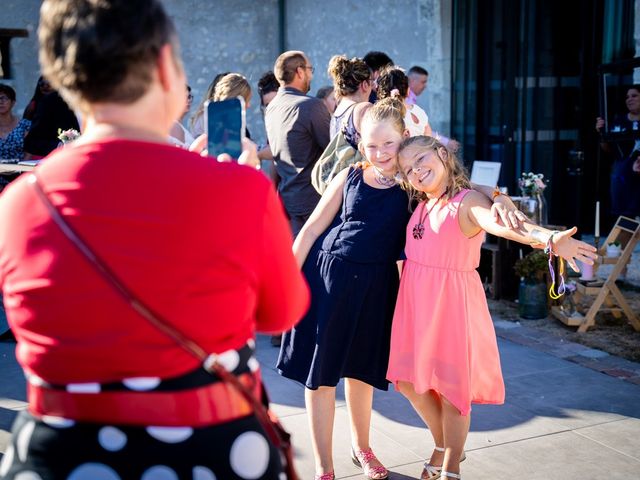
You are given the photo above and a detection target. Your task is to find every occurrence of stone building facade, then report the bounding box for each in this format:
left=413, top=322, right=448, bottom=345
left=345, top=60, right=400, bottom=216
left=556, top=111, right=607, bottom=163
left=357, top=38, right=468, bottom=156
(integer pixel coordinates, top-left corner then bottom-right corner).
left=1, top=0, right=453, bottom=145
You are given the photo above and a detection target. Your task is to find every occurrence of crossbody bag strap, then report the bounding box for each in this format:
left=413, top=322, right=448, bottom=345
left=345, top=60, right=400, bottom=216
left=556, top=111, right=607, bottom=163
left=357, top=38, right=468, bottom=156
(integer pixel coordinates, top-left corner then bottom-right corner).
left=27, top=173, right=290, bottom=451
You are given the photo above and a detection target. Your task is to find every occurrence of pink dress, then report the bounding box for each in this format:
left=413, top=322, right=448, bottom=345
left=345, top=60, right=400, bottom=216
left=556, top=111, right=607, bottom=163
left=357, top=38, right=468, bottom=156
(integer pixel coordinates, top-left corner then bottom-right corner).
left=387, top=189, right=505, bottom=415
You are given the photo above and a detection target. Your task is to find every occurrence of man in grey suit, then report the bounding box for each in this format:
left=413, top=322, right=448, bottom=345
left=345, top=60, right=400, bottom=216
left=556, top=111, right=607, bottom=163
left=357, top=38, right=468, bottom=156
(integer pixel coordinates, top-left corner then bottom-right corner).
left=265, top=50, right=331, bottom=237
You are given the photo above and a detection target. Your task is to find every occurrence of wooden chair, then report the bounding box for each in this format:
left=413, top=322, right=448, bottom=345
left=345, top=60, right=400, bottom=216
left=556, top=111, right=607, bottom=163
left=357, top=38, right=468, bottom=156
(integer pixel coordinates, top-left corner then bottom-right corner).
left=552, top=215, right=640, bottom=332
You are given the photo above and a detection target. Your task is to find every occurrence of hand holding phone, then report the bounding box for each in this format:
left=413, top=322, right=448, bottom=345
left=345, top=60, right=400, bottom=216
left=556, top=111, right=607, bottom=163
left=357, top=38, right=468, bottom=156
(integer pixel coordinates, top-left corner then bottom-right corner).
left=205, top=97, right=245, bottom=161
left=237, top=138, right=260, bottom=168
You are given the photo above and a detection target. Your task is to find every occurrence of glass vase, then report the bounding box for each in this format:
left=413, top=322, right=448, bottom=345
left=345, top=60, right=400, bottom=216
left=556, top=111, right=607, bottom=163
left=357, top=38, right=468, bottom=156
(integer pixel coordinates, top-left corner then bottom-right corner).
left=520, top=196, right=538, bottom=223
left=536, top=192, right=548, bottom=226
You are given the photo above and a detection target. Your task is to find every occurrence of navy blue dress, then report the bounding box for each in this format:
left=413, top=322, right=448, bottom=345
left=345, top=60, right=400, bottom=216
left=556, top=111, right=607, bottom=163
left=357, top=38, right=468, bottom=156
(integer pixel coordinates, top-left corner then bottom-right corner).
left=277, top=167, right=411, bottom=390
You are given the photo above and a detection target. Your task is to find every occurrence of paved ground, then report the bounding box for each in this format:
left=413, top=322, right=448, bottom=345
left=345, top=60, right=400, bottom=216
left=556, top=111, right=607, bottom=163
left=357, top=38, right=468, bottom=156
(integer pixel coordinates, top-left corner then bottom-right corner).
left=1, top=323, right=639, bottom=479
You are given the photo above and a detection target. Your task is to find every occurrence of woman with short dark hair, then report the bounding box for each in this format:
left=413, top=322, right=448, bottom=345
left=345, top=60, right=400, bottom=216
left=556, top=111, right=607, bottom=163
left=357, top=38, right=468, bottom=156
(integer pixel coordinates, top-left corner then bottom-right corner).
left=0, top=84, right=31, bottom=160
left=0, top=1, right=308, bottom=478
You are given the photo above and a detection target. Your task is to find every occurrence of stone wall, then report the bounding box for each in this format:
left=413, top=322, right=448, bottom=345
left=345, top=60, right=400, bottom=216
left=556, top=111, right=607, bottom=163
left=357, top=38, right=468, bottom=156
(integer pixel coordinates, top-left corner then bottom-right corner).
left=1, top=0, right=453, bottom=145
left=163, top=0, right=281, bottom=143
left=283, top=0, right=453, bottom=141
left=0, top=0, right=41, bottom=116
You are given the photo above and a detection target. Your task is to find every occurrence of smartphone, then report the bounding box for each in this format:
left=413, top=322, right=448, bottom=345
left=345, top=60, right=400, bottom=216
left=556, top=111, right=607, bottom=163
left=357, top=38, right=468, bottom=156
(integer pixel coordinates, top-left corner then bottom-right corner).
left=205, top=97, right=246, bottom=160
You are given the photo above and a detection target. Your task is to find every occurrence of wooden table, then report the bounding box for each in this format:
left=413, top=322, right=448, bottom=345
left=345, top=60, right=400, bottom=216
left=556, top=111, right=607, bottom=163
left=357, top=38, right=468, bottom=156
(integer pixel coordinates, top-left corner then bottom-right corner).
left=0, top=163, right=36, bottom=174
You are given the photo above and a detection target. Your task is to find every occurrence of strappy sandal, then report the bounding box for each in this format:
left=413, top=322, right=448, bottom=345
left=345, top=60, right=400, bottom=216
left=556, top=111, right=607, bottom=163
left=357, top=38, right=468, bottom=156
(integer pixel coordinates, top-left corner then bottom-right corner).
left=441, top=471, right=461, bottom=479
left=421, top=446, right=444, bottom=479
left=314, top=472, right=335, bottom=480
left=351, top=447, right=389, bottom=480
left=421, top=446, right=467, bottom=479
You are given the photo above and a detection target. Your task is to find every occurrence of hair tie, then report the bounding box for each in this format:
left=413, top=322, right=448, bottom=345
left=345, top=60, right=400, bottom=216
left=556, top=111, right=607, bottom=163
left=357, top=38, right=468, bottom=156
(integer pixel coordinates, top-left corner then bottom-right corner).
left=390, top=89, right=400, bottom=98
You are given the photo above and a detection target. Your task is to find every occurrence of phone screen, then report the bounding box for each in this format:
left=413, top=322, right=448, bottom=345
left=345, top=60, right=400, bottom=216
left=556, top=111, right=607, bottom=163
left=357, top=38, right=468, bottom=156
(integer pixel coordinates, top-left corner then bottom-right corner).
left=205, top=97, right=245, bottom=160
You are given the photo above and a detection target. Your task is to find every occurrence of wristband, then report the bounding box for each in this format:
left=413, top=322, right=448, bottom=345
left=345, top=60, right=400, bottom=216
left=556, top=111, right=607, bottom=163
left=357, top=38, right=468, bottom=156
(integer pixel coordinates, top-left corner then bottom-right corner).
left=492, top=187, right=504, bottom=200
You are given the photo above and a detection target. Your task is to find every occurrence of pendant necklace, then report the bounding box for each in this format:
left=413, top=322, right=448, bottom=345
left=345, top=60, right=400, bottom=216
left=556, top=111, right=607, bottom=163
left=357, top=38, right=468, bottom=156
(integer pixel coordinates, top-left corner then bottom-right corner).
left=412, top=190, right=448, bottom=240
left=372, top=165, right=396, bottom=187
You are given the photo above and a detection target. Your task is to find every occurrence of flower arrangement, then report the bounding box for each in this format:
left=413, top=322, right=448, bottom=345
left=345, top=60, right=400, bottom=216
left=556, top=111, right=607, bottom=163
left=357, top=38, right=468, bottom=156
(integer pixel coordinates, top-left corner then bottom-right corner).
left=57, top=128, right=80, bottom=145
left=518, top=172, right=546, bottom=197
left=514, top=250, right=548, bottom=281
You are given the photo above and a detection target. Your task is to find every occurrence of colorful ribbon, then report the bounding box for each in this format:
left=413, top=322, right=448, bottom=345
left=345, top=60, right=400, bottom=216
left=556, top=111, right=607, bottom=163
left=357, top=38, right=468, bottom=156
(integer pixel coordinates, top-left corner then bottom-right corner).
left=548, top=255, right=566, bottom=299
left=546, top=231, right=566, bottom=299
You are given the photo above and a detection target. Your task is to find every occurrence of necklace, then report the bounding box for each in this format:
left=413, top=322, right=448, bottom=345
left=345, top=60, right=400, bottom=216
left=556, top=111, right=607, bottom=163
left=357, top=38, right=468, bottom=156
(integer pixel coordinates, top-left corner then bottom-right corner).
left=372, top=165, right=396, bottom=187
left=412, top=191, right=448, bottom=240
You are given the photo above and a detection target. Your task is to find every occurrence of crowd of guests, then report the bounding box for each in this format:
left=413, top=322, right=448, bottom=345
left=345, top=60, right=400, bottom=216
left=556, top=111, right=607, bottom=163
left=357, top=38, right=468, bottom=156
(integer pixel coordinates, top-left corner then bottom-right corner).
left=0, top=77, right=79, bottom=162
left=0, top=1, right=600, bottom=480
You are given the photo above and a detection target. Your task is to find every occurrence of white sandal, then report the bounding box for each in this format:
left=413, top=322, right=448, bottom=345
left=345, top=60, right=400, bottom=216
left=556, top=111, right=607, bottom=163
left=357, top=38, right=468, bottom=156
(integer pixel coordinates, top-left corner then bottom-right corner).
left=441, top=472, right=461, bottom=479
left=421, top=446, right=467, bottom=480
left=421, top=446, right=444, bottom=479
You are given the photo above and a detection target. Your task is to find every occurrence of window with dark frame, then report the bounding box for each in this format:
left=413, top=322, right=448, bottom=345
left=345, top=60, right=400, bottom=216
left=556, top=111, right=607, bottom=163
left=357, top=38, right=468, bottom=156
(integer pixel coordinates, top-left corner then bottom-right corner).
left=0, top=29, right=29, bottom=80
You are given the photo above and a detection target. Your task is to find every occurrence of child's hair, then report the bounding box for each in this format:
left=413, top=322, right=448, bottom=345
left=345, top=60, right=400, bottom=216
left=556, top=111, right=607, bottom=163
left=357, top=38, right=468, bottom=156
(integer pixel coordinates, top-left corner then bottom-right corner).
left=213, top=73, right=251, bottom=103
left=397, top=136, right=471, bottom=203
left=376, top=66, right=409, bottom=100
left=327, top=55, right=371, bottom=99
left=360, top=97, right=406, bottom=139
left=190, top=72, right=230, bottom=131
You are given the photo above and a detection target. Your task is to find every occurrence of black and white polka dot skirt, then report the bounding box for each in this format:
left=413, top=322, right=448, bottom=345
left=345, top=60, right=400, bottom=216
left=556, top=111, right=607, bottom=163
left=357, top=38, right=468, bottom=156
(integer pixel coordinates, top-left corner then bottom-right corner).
left=0, top=343, right=286, bottom=479
left=0, top=409, right=285, bottom=479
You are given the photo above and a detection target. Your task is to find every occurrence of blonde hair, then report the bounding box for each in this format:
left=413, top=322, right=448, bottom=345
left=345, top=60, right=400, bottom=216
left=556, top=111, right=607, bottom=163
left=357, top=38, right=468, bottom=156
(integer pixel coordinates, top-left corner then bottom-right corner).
left=189, top=74, right=224, bottom=132
left=213, top=73, right=251, bottom=103
left=360, top=97, right=406, bottom=140
left=396, top=136, right=471, bottom=203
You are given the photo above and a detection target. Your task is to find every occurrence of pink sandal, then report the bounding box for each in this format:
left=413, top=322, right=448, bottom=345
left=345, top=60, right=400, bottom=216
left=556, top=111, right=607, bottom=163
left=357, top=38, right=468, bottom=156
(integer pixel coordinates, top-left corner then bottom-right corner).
left=351, top=447, right=389, bottom=480
left=314, top=472, right=335, bottom=480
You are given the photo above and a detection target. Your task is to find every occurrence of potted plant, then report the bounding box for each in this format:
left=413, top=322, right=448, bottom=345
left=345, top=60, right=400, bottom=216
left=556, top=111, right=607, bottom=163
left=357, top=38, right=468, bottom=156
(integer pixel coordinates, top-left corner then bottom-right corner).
left=514, top=250, right=549, bottom=319
left=606, top=241, right=622, bottom=257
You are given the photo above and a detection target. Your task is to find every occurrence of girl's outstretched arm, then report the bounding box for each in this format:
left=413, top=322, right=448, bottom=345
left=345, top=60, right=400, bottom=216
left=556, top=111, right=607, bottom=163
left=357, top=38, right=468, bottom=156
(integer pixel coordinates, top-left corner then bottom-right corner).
left=292, top=167, right=349, bottom=268
left=470, top=182, right=528, bottom=229
left=460, top=191, right=597, bottom=272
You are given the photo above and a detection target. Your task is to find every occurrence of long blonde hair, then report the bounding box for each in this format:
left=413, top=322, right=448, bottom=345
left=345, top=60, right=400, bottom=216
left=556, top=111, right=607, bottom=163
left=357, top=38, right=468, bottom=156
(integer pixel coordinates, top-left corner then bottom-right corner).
left=396, top=136, right=471, bottom=203
left=213, top=73, right=251, bottom=103
left=189, top=72, right=231, bottom=132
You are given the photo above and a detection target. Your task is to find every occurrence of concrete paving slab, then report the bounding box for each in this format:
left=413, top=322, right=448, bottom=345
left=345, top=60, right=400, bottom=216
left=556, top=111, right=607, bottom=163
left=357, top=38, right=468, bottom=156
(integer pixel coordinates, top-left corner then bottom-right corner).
left=451, top=430, right=640, bottom=480
left=390, top=430, right=640, bottom=480
left=577, top=348, right=610, bottom=359
left=505, top=363, right=640, bottom=429
left=575, top=418, right=640, bottom=461
left=497, top=338, right=574, bottom=379
left=280, top=404, right=424, bottom=479
left=370, top=388, right=574, bottom=456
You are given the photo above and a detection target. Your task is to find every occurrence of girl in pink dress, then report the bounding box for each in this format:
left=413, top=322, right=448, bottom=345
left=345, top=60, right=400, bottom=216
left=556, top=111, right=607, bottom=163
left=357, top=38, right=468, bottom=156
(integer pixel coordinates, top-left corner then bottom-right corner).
left=387, top=136, right=597, bottom=480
